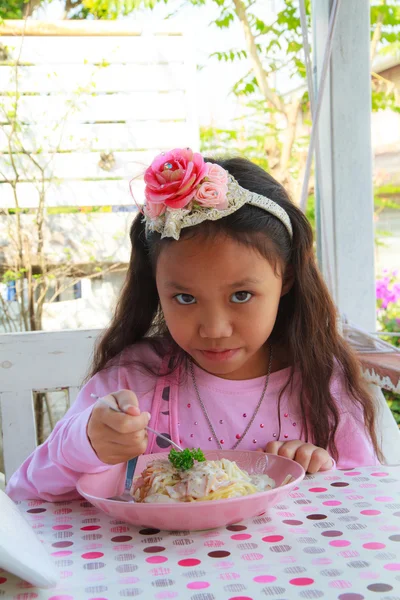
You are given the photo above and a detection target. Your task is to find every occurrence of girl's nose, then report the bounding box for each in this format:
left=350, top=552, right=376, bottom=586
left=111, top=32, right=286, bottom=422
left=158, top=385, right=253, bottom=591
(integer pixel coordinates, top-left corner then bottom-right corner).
left=199, top=310, right=233, bottom=339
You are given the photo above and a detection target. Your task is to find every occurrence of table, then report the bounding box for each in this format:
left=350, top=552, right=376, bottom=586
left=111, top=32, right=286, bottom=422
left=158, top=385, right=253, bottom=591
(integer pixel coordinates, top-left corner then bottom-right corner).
left=1, top=465, right=400, bottom=600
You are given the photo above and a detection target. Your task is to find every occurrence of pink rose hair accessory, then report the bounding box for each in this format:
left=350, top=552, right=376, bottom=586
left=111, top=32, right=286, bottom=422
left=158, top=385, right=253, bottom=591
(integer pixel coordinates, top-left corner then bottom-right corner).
left=142, top=148, right=293, bottom=241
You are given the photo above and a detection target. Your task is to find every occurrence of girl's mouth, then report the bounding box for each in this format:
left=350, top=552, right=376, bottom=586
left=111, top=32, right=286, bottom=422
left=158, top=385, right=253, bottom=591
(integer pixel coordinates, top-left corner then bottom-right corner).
left=199, top=348, right=240, bottom=362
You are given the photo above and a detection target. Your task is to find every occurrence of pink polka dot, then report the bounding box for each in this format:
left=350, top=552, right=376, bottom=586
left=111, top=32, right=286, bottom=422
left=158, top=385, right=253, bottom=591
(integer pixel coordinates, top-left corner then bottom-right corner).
left=81, top=552, right=104, bottom=559
left=290, top=578, right=314, bottom=586
left=88, top=598, right=108, bottom=600
left=178, top=559, right=201, bottom=567
left=309, top=487, right=327, bottom=492
left=361, top=510, right=381, bottom=516
left=227, top=598, right=253, bottom=600
left=118, top=577, right=140, bottom=584
left=81, top=525, right=101, bottom=531
left=370, top=472, right=389, bottom=477
left=48, top=596, right=74, bottom=600
left=384, top=563, right=400, bottom=571
left=155, top=593, right=178, bottom=600
left=374, top=496, right=393, bottom=502
left=262, top=535, right=284, bottom=543
left=312, top=558, right=332, bottom=565
left=323, top=500, right=342, bottom=506
left=253, top=575, right=276, bottom=583
left=52, top=525, right=73, bottom=531
left=51, top=551, right=72, bottom=557
left=329, top=540, right=351, bottom=547
left=187, top=582, right=210, bottom=590
left=343, top=471, right=362, bottom=476
left=146, top=556, right=168, bottom=564
left=363, top=542, right=386, bottom=550
left=231, top=534, right=252, bottom=541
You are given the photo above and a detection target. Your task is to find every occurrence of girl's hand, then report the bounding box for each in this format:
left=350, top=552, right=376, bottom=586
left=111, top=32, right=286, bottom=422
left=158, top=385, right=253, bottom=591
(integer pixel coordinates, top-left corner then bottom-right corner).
left=87, top=390, right=151, bottom=465
left=261, top=440, right=333, bottom=473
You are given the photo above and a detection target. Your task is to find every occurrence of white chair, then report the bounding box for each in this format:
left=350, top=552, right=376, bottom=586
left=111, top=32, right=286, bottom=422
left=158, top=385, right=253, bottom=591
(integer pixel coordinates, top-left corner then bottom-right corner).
left=0, top=329, right=101, bottom=483
left=0, top=329, right=399, bottom=484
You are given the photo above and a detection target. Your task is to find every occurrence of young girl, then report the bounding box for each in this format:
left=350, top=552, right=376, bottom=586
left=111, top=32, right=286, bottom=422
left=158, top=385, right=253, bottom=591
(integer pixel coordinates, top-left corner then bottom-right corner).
left=7, top=148, right=382, bottom=501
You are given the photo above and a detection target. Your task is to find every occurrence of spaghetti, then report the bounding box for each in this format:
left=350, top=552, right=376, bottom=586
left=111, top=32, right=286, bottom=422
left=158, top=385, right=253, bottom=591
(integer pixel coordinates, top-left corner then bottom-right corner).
left=132, top=457, right=278, bottom=503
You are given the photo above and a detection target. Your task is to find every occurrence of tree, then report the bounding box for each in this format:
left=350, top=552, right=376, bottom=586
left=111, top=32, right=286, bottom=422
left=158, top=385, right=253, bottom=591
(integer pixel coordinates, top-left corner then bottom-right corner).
left=0, top=0, right=156, bottom=20
left=0, top=41, right=125, bottom=332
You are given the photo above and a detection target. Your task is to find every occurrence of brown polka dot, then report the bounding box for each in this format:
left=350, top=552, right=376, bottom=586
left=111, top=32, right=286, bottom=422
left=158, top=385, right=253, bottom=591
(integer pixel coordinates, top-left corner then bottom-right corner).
left=27, top=508, right=46, bottom=513
left=226, top=525, right=247, bottom=531
left=389, top=535, right=400, bottom=542
left=52, top=541, right=73, bottom=548
left=156, top=433, right=172, bottom=449
left=322, top=530, right=343, bottom=537
left=208, top=551, right=231, bottom=558
left=367, top=583, right=393, bottom=592
left=139, top=528, right=161, bottom=535
left=306, top=514, right=328, bottom=520
left=143, top=546, right=166, bottom=553
left=111, top=535, right=132, bottom=543
left=331, top=482, right=349, bottom=487
left=283, top=520, right=303, bottom=526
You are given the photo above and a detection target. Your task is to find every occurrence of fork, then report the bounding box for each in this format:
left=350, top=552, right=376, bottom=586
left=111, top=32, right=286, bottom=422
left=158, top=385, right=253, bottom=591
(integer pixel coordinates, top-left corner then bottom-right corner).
left=89, top=393, right=183, bottom=502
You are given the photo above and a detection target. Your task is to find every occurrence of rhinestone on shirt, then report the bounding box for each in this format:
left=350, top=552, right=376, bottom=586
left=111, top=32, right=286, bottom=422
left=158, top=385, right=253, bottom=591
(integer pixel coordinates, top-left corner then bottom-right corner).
left=189, top=344, right=273, bottom=451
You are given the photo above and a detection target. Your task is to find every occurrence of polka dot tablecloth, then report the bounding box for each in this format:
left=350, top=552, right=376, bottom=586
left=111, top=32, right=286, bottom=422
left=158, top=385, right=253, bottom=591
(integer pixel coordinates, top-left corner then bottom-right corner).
left=1, top=466, right=400, bottom=600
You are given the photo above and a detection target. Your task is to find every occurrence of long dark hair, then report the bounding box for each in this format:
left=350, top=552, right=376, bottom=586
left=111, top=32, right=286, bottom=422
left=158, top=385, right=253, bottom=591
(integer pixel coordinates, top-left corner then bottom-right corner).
left=90, top=157, right=382, bottom=462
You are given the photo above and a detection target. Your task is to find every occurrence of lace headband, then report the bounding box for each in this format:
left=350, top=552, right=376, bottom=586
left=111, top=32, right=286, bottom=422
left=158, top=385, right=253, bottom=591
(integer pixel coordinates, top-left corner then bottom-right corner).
left=142, top=148, right=293, bottom=241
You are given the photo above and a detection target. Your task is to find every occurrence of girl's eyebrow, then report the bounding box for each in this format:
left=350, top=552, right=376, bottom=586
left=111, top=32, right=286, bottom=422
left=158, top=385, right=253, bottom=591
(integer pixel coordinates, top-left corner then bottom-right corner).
left=229, top=278, right=262, bottom=288
left=164, top=278, right=262, bottom=291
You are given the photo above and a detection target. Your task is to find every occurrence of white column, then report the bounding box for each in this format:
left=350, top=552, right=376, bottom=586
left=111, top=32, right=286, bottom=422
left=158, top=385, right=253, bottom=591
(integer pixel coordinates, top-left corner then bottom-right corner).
left=312, top=0, right=376, bottom=331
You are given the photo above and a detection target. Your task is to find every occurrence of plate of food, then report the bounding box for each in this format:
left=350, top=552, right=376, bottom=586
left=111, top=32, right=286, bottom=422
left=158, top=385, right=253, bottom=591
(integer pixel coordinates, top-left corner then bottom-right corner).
left=77, top=449, right=305, bottom=531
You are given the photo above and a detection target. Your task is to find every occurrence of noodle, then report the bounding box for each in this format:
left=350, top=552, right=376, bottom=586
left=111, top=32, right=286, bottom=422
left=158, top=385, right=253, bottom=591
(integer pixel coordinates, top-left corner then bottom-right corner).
left=132, top=457, right=277, bottom=503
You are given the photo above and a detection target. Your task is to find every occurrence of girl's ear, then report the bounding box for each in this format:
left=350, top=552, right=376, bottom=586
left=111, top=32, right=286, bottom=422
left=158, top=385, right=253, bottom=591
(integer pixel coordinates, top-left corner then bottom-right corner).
left=281, top=264, right=294, bottom=297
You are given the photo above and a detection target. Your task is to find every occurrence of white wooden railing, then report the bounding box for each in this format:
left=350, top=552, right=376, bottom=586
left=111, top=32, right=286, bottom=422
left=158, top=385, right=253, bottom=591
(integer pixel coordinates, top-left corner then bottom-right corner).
left=0, top=329, right=101, bottom=481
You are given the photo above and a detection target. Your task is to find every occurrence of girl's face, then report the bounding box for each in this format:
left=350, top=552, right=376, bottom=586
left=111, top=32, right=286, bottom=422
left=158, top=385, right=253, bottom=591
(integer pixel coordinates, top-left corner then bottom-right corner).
left=156, top=233, right=290, bottom=380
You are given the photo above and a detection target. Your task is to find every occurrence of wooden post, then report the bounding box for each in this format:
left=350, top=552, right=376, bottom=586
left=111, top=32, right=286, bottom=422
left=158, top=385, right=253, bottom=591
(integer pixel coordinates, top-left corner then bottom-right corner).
left=312, top=0, right=376, bottom=331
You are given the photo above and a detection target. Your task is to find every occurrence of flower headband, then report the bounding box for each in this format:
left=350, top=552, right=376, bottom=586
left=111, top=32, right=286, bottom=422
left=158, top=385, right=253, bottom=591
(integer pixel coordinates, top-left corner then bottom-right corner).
left=143, top=148, right=293, bottom=241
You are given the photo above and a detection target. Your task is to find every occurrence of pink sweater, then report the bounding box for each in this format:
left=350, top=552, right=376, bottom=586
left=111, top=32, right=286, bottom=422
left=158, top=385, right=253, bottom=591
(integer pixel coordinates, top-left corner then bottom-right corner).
left=6, top=342, right=379, bottom=501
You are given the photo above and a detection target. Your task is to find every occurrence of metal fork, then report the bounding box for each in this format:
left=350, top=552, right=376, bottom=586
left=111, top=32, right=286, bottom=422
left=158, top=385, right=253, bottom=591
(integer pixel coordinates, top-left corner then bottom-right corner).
left=90, top=393, right=183, bottom=502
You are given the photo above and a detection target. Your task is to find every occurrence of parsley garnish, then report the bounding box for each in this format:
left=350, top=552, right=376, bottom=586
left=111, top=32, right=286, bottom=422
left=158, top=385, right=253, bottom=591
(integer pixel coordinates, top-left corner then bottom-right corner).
left=168, top=448, right=206, bottom=471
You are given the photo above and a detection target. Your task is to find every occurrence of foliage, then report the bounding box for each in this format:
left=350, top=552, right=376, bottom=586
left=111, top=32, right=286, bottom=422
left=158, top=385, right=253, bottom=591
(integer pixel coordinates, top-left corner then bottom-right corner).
left=376, top=270, right=400, bottom=427
left=168, top=448, right=206, bottom=471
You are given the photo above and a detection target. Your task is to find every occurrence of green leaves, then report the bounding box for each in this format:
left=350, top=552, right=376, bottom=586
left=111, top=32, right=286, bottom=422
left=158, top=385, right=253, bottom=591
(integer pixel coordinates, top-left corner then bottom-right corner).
left=168, top=448, right=206, bottom=471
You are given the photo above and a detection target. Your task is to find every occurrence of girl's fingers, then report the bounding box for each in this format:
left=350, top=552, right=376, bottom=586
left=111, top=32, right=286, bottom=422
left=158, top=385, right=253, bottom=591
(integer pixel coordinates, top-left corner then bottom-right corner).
left=265, top=439, right=304, bottom=459
left=307, top=450, right=333, bottom=473
left=97, top=402, right=150, bottom=434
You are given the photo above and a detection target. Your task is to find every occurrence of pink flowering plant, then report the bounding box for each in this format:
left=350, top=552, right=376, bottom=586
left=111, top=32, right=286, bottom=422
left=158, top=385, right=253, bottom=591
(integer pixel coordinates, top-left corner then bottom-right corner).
left=143, top=148, right=229, bottom=217
left=376, top=269, right=400, bottom=426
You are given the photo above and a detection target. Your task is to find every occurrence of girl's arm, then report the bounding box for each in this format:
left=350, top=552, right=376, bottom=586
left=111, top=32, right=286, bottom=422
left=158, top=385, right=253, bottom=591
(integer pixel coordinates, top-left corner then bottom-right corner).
left=6, top=355, right=155, bottom=501
left=334, top=407, right=381, bottom=469
left=6, top=374, right=118, bottom=502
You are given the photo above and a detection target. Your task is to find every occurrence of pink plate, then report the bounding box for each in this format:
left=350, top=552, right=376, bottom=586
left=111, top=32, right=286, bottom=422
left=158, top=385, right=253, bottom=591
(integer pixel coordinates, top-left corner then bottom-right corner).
left=77, top=451, right=305, bottom=531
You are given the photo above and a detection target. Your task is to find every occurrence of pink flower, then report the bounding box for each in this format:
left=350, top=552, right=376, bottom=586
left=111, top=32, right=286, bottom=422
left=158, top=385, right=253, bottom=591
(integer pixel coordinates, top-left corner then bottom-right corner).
left=194, top=181, right=228, bottom=209
left=144, top=148, right=208, bottom=210
left=144, top=200, right=166, bottom=219
left=206, top=163, right=228, bottom=187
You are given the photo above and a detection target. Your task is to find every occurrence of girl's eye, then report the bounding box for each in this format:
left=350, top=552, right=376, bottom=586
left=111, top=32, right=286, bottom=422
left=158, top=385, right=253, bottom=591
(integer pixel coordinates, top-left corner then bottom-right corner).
left=231, top=291, right=252, bottom=304
left=175, top=293, right=196, bottom=305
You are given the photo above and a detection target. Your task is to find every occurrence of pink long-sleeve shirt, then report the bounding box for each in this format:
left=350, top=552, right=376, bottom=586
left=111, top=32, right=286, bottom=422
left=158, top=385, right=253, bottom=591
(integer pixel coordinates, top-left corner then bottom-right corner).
left=6, top=341, right=380, bottom=501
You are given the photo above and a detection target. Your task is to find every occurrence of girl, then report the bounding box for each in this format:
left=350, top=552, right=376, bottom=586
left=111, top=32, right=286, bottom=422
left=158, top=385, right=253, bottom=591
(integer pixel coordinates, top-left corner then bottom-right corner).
left=7, top=148, right=381, bottom=501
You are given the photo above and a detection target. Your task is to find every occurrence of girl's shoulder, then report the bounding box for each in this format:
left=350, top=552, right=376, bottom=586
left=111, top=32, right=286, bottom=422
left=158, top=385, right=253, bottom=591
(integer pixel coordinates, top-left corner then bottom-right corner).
left=116, top=337, right=173, bottom=394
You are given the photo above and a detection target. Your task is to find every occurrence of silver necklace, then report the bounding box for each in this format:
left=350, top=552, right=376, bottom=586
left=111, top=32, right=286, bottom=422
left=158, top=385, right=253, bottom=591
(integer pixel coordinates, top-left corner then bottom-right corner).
left=189, top=345, right=273, bottom=450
